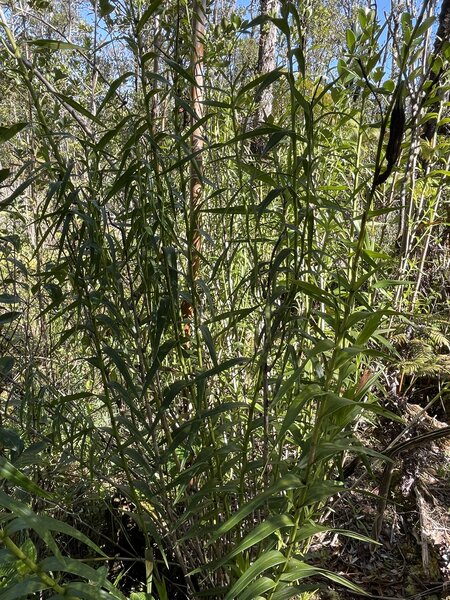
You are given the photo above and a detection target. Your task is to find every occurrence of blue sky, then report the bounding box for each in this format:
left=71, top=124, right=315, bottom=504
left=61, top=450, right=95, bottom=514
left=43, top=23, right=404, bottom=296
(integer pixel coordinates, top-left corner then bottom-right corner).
left=233, top=0, right=397, bottom=28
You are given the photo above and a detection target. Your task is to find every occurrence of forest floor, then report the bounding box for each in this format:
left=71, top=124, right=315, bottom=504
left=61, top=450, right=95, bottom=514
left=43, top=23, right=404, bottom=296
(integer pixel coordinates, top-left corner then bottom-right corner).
left=313, top=388, right=450, bottom=600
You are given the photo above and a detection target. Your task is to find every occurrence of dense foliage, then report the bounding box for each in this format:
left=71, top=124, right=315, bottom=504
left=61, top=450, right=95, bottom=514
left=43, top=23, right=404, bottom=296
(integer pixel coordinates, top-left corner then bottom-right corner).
left=0, top=0, right=449, bottom=598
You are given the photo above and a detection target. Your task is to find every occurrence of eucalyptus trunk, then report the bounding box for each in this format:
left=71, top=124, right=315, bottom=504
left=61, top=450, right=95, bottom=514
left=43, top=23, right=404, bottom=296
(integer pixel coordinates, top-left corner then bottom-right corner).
left=181, top=0, right=206, bottom=333
left=251, top=0, right=279, bottom=154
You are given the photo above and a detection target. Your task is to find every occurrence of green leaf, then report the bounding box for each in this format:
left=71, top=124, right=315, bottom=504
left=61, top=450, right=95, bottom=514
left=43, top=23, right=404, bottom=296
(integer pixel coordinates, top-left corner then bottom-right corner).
left=225, top=551, right=285, bottom=600
left=415, top=16, right=435, bottom=37
left=137, top=0, right=163, bottom=33
left=0, top=357, right=14, bottom=377
left=346, top=29, right=356, bottom=51
left=95, top=117, right=130, bottom=151
left=303, top=481, right=344, bottom=505
left=36, top=515, right=106, bottom=557
left=373, top=279, right=413, bottom=288
left=195, top=357, right=248, bottom=383
left=105, top=163, right=138, bottom=200
left=304, top=339, right=335, bottom=360
left=263, top=130, right=292, bottom=154
left=271, top=585, right=319, bottom=600
left=0, top=458, right=51, bottom=497
left=97, top=73, right=134, bottom=113
left=238, top=577, right=276, bottom=600
left=0, top=123, right=27, bottom=143
left=41, top=557, right=127, bottom=599
left=205, top=307, right=257, bottom=326
left=0, top=176, right=37, bottom=210
left=277, top=385, right=325, bottom=441
left=153, top=296, right=170, bottom=351
left=143, top=340, right=177, bottom=392
left=271, top=15, right=290, bottom=36
left=0, top=493, right=59, bottom=556
left=0, top=578, right=48, bottom=600
left=99, top=0, right=114, bottom=18
left=202, top=204, right=253, bottom=215
left=289, top=46, right=305, bottom=76
left=27, top=38, right=82, bottom=51
left=238, top=162, right=277, bottom=186
left=356, top=312, right=384, bottom=345
left=130, top=593, right=154, bottom=600
left=257, top=188, right=284, bottom=216
left=205, top=475, right=303, bottom=544
left=56, top=581, right=117, bottom=599
left=200, top=324, right=218, bottom=367
left=0, top=168, right=11, bottom=183
left=0, top=428, right=22, bottom=452
left=295, top=281, right=336, bottom=307
left=0, top=294, right=21, bottom=304
left=163, top=58, right=196, bottom=85
left=208, top=515, right=294, bottom=572
left=103, top=345, right=139, bottom=397
left=55, top=93, right=103, bottom=125
left=199, top=403, right=248, bottom=421
left=321, top=393, right=403, bottom=422
left=0, top=312, right=21, bottom=325
left=0, top=491, right=105, bottom=557
left=237, top=69, right=283, bottom=100
left=281, top=558, right=369, bottom=594
left=332, top=528, right=380, bottom=545
left=21, top=538, right=37, bottom=562
left=278, top=560, right=322, bottom=582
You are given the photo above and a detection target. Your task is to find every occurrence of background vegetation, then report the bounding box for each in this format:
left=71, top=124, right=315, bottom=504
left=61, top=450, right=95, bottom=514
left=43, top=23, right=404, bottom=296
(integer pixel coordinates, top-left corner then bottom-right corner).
left=0, top=0, right=449, bottom=598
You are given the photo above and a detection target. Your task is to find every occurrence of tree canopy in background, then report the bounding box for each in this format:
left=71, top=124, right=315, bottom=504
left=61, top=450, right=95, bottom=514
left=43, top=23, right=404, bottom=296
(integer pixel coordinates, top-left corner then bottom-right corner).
left=0, top=0, right=449, bottom=599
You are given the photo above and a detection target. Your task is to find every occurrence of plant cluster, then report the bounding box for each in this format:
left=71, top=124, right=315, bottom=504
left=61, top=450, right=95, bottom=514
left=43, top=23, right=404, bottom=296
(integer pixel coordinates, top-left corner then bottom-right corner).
left=0, top=0, right=449, bottom=599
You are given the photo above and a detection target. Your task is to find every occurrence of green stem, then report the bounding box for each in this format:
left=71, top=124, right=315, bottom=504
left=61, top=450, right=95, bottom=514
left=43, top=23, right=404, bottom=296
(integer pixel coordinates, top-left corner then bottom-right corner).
left=0, top=530, right=75, bottom=599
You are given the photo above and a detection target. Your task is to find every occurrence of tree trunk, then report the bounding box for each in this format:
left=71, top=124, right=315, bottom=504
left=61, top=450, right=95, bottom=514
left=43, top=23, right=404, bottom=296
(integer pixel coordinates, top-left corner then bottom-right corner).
left=251, top=0, right=279, bottom=154
left=181, top=0, right=206, bottom=333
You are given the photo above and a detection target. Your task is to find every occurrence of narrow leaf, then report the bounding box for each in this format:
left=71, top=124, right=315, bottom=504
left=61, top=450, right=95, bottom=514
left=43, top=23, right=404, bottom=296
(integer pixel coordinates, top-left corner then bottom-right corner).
left=27, top=39, right=82, bottom=50
left=0, top=312, right=21, bottom=325
left=225, top=551, right=284, bottom=600
left=0, top=123, right=27, bottom=143
left=209, top=515, right=294, bottom=571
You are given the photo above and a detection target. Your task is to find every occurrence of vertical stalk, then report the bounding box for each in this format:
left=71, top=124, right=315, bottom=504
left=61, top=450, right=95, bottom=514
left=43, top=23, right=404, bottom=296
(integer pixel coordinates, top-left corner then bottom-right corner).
left=181, top=0, right=206, bottom=336
left=91, top=0, right=98, bottom=115
left=411, top=153, right=450, bottom=307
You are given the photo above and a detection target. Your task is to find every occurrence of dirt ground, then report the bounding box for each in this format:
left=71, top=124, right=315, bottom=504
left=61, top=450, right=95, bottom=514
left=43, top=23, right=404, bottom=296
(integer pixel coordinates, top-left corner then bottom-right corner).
left=313, top=393, right=450, bottom=600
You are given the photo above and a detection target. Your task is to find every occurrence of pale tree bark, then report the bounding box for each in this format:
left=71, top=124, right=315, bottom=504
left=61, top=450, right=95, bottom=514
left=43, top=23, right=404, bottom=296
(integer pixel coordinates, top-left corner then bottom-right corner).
left=91, top=0, right=98, bottom=115
left=181, top=0, right=206, bottom=332
left=151, top=13, right=161, bottom=123
left=251, top=0, right=279, bottom=154
left=191, top=0, right=206, bottom=279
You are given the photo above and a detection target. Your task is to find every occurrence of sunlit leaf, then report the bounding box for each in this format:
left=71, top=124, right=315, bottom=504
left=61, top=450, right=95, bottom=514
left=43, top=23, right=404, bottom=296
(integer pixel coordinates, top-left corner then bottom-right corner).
left=27, top=38, right=82, bottom=50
